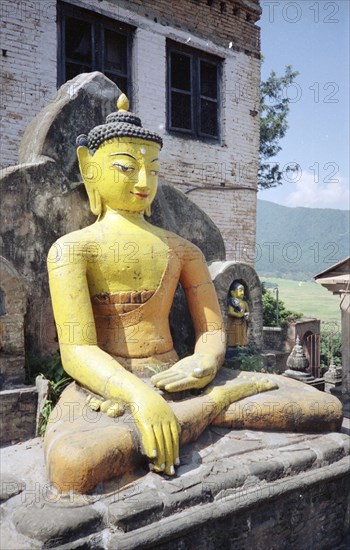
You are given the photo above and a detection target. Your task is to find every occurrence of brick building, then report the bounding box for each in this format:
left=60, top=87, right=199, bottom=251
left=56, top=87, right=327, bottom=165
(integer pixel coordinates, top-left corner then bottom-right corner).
left=1, top=0, right=261, bottom=261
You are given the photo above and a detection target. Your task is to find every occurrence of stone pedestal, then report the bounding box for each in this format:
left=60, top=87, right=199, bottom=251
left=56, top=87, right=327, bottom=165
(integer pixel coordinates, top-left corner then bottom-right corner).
left=283, top=336, right=324, bottom=390
left=1, top=425, right=349, bottom=549
left=325, top=378, right=342, bottom=397
left=306, top=377, right=325, bottom=391
left=324, top=360, right=342, bottom=396
left=283, top=369, right=325, bottom=390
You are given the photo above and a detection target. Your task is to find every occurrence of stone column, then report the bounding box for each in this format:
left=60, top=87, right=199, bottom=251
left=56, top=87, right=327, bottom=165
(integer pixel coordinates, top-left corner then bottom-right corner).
left=340, top=291, right=350, bottom=397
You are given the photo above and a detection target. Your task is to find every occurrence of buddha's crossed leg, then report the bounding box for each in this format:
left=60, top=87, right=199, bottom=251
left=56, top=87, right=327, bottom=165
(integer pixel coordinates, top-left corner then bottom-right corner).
left=44, top=370, right=342, bottom=494
left=43, top=372, right=277, bottom=494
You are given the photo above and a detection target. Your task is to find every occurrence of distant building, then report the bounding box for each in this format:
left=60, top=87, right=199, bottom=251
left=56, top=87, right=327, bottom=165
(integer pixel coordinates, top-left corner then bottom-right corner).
left=315, top=257, right=350, bottom=396
left=1, top=0, right=261, bottom=262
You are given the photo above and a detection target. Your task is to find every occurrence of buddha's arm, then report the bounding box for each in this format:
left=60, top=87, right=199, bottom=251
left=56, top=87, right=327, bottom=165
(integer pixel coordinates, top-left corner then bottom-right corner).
left=152, top=243, right=225, bottom=392
left=47, top=240, right=179, bottom=474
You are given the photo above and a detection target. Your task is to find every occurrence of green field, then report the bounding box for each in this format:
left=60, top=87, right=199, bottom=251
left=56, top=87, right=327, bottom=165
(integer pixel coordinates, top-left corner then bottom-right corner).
left=260, top=277, right=341, bottom=326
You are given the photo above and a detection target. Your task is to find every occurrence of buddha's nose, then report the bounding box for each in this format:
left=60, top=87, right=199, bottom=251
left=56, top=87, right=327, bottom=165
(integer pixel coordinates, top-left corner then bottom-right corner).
left=134, top=169, right=149, bottom=191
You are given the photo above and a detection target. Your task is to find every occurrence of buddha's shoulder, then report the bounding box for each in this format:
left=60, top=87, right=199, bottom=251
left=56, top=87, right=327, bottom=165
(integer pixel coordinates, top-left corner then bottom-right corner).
left=47, top=224, right=102, bottom=265
left=156, top=228, right=204, bottom=262
left=50, top=224, right=100, bottom=247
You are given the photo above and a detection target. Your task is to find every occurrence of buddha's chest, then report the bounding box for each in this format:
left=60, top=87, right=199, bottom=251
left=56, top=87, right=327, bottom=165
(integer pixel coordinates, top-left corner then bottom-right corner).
left=86, top=231, right=169, bottom=294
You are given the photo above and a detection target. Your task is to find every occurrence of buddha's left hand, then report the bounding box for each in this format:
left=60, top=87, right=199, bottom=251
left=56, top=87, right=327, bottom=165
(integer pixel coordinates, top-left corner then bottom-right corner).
left=151, top=353, right=217, bottom=392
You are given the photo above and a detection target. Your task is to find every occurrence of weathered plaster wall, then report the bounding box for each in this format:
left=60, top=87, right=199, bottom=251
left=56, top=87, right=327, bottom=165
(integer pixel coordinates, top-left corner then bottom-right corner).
left=0, top=258, right=26, bottom=388
left=1, top=0, right=261, bottom=263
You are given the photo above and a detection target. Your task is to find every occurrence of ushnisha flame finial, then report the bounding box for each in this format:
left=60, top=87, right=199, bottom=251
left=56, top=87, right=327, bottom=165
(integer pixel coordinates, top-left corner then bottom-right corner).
left=76, top=93, right=163, bottom=153
left=117, top=93, right=129, bottom=112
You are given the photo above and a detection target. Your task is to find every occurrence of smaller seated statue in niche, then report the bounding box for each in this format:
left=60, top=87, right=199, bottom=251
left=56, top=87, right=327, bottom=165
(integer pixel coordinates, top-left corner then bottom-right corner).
left=227, top=281, right=249, bottom=347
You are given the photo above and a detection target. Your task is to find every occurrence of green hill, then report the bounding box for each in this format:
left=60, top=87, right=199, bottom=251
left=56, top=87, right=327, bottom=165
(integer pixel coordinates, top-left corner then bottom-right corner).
left=256, top=200, right=349, bottom=280
left=261, top=277, right=340, bottom=323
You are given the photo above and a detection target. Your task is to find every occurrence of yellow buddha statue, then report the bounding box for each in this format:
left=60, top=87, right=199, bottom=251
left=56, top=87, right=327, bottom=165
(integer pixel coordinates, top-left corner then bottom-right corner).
left=44, top=95, right=342, bottom=494
left=227, top=281, right=249, bottom=347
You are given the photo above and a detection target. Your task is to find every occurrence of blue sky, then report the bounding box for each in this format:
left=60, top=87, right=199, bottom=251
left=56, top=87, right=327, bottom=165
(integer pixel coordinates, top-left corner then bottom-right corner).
left=258, top=0, right=349, bottom=210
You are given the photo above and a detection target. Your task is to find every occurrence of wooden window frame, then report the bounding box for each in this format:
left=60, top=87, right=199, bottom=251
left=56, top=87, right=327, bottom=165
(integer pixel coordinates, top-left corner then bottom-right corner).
left=167, top=41, right=222, bottom=141
left=57, top=2, right=133, bottom=97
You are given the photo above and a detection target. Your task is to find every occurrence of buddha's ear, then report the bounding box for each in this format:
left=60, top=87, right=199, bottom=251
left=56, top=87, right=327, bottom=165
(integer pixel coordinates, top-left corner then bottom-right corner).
left=77, top=146, right=102, bottom=216
left=77, top=146, right=93, bottom=183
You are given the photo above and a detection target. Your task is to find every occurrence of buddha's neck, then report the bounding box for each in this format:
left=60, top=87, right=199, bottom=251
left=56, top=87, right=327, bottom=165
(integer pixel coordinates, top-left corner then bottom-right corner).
left=99, top=207, right=147, bottom=228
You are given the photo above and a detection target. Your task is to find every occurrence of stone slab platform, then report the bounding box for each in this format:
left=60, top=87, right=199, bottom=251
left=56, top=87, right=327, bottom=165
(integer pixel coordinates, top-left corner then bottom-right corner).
left=1, top=424, right=349, bottom=549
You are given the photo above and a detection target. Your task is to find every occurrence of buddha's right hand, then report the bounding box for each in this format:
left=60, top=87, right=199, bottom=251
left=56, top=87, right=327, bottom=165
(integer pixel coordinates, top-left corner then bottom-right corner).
left=132, top=390, right=180, bottom=475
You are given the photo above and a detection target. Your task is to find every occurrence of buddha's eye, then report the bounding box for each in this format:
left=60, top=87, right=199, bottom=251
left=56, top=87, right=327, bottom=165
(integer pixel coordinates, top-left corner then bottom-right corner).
left=112, top=163, right=134, bottom=173
left=149, top=169, right=159, bottom=176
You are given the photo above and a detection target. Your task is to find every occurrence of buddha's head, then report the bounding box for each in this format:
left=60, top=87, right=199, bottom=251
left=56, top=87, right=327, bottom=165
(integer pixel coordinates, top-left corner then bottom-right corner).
left=229, top=281, right=245, bottom=300
left=76, top=94, right=163, bottom=216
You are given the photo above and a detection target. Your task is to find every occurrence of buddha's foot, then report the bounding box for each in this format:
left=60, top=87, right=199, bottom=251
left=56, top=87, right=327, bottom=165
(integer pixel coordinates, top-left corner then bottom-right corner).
left=238, top=373, right=279, bottom=393
left=86, top=395, right=125, bottom=418
left=204, top=374, right=278, bottom=412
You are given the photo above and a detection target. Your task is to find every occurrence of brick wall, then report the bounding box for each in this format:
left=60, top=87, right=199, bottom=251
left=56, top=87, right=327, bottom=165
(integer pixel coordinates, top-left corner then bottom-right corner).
left=0, top=0, right=57, bottom=170
left=110, top=0, right=261, bottom=53
left=1, top=0, right=261, bottom=262
left=128, top=0, right=261, bottom=262
left=0, top=387, right=37, bottom=445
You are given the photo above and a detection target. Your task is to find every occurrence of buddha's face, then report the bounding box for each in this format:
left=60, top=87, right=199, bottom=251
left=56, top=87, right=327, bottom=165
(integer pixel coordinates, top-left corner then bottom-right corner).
left=79, top=137, right=160, bottom=213
left=231, top=286, right=244, bottom=299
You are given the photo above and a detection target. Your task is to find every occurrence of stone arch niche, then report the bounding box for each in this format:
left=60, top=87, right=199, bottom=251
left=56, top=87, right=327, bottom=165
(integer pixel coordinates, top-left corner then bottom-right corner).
left=209, top=261, right=263, bottom=350
left=0, top=256, right=26, bottom=388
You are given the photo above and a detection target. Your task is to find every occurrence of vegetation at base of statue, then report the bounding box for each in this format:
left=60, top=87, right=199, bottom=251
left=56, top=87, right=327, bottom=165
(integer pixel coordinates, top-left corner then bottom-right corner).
left=224, top=347, right=280, bottom=375
left=259, top=64, right=299, bottom=190
left=26, top=354, right=71, bottom=436
left=262, top=284, right=303, bottom=327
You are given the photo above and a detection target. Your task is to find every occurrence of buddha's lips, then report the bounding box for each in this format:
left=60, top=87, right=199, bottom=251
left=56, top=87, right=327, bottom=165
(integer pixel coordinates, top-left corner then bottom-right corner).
left=131, top=192, right=148, bottom=199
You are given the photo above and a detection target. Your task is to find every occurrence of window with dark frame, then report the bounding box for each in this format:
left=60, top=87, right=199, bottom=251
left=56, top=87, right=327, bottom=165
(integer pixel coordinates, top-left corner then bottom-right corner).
left=167, top=43, right=221, bottom=140
left=58, top=2, right=133, bottom=96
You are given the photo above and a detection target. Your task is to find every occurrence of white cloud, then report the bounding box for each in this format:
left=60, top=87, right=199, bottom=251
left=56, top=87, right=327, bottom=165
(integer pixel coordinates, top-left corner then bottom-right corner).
left=284, top=170, right=349, bottom=210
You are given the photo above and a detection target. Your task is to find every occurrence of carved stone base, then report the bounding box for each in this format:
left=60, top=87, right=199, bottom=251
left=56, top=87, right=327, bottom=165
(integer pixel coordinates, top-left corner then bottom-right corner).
left=1, top=428, right=349, bottom=549
left=283, top=369, right=315, bottom=383
left=283, top=370, right=325, bottom=391
left=324, top=375, right=342, bottom=396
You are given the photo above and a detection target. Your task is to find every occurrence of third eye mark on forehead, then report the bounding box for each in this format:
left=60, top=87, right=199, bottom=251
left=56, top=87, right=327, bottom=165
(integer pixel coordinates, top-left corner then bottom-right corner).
left=108, top=152, right=158, bottom=162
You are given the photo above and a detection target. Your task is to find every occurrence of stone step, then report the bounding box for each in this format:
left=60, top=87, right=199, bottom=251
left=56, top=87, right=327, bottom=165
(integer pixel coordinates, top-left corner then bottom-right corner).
left=1, top=429, right=349, bottom=548
left=0, top=386, right=37, bottom=446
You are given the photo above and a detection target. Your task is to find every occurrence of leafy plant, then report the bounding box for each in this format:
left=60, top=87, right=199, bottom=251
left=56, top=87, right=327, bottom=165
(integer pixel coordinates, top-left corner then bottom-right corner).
left=261, top=284, right=303, bottom=327
left=26, top=353, right=68, bottom=384
left=38, top=375, right=72, bottom=436
left=224, top=346, right=280, bottom=374
left=27, top=353, right=72, bottom=436
left=237, top=351, right=265, bottom=372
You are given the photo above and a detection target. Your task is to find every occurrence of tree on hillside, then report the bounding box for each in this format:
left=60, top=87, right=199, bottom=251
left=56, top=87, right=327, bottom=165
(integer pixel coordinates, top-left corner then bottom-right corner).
left=259, top=65, right=299, bottom=190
